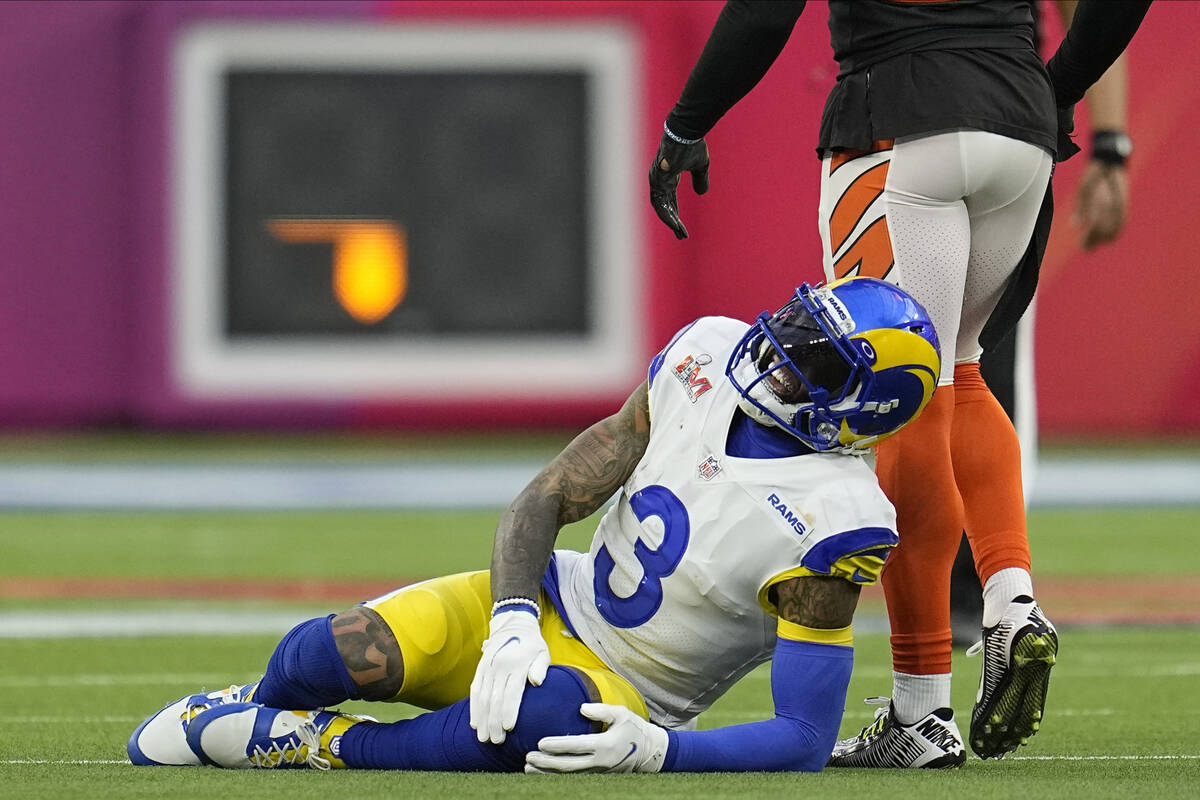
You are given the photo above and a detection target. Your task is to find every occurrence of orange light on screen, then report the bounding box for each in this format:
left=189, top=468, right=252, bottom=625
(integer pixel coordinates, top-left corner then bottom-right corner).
left=266, top=218, right=408, bottom=324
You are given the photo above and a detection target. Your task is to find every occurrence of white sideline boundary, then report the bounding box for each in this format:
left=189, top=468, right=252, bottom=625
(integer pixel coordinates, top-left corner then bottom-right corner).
left=0, top=457, right=1196, bottom=510
left=0, top=609, right=313, bottom=639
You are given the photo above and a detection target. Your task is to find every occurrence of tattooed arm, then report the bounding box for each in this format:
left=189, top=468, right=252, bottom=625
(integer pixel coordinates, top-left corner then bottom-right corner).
left=771, top=575, right=860, bottom=630
left=489, top=380, right=651, bottom=602
left=468, top=382, right=651, bottom=744
left=326, top=384, right=651, bottom=718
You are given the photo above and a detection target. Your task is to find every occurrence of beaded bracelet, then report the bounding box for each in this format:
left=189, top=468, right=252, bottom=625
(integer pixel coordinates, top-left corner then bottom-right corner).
left=492, top=597, right=540, bottom=618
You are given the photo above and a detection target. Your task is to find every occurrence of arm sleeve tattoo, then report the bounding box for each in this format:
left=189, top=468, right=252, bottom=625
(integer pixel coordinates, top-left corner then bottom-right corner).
left=489, top=381, right=651, bottom=602
left=772, top=575, right=860, bottom=629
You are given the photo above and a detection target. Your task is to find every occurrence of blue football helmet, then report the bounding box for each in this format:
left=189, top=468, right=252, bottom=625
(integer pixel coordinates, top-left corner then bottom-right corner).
left=726, top=276, right=941, bottom=453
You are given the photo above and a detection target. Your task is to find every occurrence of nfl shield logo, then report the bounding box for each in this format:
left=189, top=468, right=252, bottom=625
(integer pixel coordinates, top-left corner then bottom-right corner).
left=698, top=455, right=722, bottom=481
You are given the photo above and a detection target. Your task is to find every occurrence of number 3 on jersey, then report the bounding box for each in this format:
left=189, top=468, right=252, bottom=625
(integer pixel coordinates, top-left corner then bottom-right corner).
left=593, top=485, right=690, bottom=628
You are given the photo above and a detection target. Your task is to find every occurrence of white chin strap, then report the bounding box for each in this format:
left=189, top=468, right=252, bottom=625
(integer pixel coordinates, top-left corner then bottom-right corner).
left=730, top=353, right=798, bottom=431
left=736, top=394, right=784, bottom=429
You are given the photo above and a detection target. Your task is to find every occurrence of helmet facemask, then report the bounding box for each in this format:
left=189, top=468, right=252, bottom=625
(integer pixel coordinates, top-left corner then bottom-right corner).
left=727, top=283, right=876, bottom=452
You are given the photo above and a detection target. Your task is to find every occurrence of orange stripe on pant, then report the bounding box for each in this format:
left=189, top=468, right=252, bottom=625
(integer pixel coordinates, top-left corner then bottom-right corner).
left=826, top=144, right=895, bottom=280
left=827, top=139, right=894, bottom=175
left=830, top=161, right=889, bottom=254
left=834, top=216, right=894, bottom=280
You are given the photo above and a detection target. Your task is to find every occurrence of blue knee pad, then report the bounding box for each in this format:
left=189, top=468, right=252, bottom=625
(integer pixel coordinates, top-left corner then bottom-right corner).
left=337, top=664, right=597, bottom=771
left=501, top=665, right=598, bottom=757
left=254, top=615, right=359, bottom=709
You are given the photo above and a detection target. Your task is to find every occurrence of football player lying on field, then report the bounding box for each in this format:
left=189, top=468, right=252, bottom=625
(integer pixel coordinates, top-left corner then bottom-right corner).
left=129, top=276, right=949, bottom=773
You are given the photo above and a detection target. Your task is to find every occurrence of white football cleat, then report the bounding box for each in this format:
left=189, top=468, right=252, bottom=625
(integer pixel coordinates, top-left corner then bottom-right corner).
left=127, top=683, right=257, bottom=766
left=827, top=698, right=966, bottom=769
left=185, top=701, right=369, bottom=770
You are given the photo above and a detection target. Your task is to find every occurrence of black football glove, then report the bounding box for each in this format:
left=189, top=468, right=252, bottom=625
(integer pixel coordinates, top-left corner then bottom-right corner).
left=648, top=128, right=710, bottom=239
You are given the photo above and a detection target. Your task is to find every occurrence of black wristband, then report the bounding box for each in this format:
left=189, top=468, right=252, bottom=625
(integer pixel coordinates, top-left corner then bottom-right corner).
left=1092, top=130, right=1132, bottom=167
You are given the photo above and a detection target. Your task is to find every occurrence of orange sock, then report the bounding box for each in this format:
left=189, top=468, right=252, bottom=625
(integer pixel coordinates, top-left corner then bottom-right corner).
left=876, top=387, right=962, bottom=675
left=950, top=363, right=1031, bottom=582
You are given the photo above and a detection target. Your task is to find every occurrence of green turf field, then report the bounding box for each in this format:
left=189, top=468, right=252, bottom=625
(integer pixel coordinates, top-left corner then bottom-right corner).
left=2, top=488, right=1198, bottom=796
left=3, top=627, right=1198, bottom=799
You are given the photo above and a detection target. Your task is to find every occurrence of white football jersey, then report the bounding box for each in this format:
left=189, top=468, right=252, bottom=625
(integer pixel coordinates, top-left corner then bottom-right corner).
left=552, top=316, right=898, bottom=728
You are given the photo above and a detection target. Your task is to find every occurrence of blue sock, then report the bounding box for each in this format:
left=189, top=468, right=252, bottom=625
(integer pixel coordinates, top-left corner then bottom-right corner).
left=336, top=665, right=595, bottom=771
left=254, top=615, right=359, bottom=709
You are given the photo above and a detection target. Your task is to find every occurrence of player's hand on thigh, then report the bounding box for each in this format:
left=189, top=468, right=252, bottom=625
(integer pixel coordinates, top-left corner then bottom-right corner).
left=525, top=703, right=669, bottom=774
left=469, top=608, right=551, bottom=744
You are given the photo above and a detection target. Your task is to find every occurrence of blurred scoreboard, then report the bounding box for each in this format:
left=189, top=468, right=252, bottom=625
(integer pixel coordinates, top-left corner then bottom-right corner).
left=171, top=23, right=641, bottom=401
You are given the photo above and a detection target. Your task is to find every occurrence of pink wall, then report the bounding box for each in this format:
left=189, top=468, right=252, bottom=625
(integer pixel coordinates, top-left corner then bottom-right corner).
left=0, top=1, right=1195, bottom=437
left=379, top=1, right=834, bottom=347
left=1033, top=5, right=1200, bottom=437
left=0, top=1, right=134, bottom=425
left=360, top=1, right=843, bottom=431
left=379, top=1, right=1200, bottom=438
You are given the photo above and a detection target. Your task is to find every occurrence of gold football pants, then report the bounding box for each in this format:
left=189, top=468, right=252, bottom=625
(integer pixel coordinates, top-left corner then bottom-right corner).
left=363, top=570, right=648, bottom=718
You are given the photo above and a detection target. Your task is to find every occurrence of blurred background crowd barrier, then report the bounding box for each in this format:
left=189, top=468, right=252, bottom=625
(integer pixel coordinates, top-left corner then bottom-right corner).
left=2, top=0, right=1196, bottom=440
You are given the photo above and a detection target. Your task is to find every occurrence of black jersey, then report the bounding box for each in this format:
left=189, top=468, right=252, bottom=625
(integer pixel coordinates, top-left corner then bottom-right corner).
left=664, top=1, right=1149, bottom=161
left=818, top=0, right=1056, bottom=156
left=827, top=0, right=1038, bottom=72
left=664, top=1, right=1057, bottom=158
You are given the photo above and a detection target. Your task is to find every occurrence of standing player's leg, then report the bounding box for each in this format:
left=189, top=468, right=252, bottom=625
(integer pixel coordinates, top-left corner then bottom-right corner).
left=951, top=307, right=1039, bottom=647
left=818, top=136, right=970, bottom=767
left=954, top=132, right=1057, bottom=759
left=949, top=330, right=1018, bottom=646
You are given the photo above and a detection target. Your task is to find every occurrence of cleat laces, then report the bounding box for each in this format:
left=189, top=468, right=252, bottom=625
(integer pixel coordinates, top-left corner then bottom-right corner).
left=855, top=696, right=893, bottom=739
left=182, top=685, right=247, bottom=723
left=249, top=716, right=331, bottom=771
